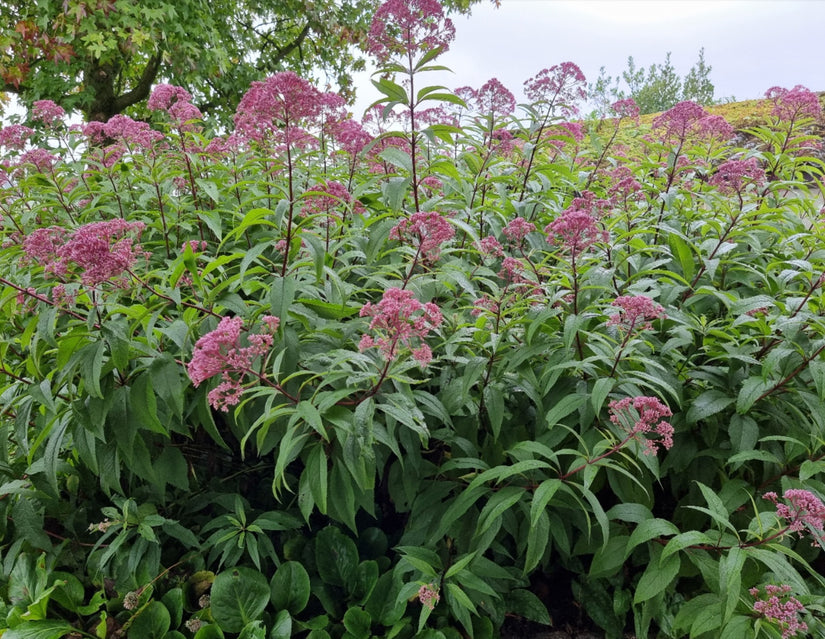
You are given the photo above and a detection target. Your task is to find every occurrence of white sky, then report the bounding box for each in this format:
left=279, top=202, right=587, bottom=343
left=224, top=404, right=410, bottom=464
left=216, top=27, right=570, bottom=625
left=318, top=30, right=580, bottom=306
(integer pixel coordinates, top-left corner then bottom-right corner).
left=351, top=0, right=825, bottom=115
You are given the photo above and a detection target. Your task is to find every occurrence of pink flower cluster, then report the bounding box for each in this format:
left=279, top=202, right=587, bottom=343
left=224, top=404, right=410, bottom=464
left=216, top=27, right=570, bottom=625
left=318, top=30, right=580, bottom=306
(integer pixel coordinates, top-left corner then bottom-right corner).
left=367, top=0, right=456, bottom=64
left=709, top=157, right=766, bottom=196
left=652, top=101, right=734, bottom=145
left=147, top=84, right=203, bottom=131
left=763, top=489, right=825, bottom=547
left=0, top=124, right=34, bottom=150
left=502, top=217, right=536, bottom=244
left=766, top=85, right=822, bottom=123
left=233, top=72, right=328, bottom=146
left=31, top=100, right=65, bottom=126
left=390, top=211, right=454, bottom=262
left=359, top=287, right=442, bottom=366
left=187, top=315, right=280, bottom=411
left=82, top=115, right=164, bottom=149
left=545, top=207, right=607, bottom=260
left=301, top=181, right=365, bottom=223
left=749, top=584, right=808, bottom=639
left=417, top=583, right=440, bottom=610
left=609, top=396, right=674, bottom=455
left=475, top=78, right=516, bottom=119
left=610, top=98, right=640, bottom=121
left=476, top=236, right=504, bottom=258
left=607, top=295, right=666, bottom=331
left=22, top=220, right=145, bottom=286
left=523, top=62, right=587, bottom=116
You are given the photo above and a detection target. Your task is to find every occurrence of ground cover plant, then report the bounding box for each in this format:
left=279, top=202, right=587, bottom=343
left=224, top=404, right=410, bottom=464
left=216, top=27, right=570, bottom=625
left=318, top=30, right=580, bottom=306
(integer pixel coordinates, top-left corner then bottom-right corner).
left=1, top=2, right=825, bottom=638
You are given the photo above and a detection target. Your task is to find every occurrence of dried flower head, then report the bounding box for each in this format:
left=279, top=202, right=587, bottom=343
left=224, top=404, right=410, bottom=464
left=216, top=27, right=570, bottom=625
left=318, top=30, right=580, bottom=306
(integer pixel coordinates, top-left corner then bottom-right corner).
left=122, top=591, right=140, bottom=610
left=359, top=287, right=442, bottom=366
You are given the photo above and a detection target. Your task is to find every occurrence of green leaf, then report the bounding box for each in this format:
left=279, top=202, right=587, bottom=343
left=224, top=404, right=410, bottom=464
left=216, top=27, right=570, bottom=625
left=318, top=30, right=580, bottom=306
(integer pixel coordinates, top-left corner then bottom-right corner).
left=625, top=518, right=680, bottom=559
left=591, top=378, right=614, bottom=415
left=668, top=233, right=696, bottom=281
left=237, top=620, right=266, bottom=639
left=545, top=393, right=586, bottom=427
left=506, top=589, right=551, bottom=625
left=127, top=600, right=170, bottom=638
left=633, top=550, right=680, bottom=603
left=530, top=479, right=562, bottom=528
left=270, top=610, right=292, bottom=639
left=378, top=147, right=413, bottom=173
left=211, top=567, right=270, bottom=633
left=736, top=377, right=772, bottom=413
left=316, top=526, right=359, bottom=588
left=686, top=390, right=734, bottom=424
left=524, top=509, right=550, bottom=574
left=2, top=620, right=77, bottom=639
left=444, top=552, right=477, bottom=580
left=342, top=607, right=371, bottom=639
left=270, top=562, right=310, bottom=615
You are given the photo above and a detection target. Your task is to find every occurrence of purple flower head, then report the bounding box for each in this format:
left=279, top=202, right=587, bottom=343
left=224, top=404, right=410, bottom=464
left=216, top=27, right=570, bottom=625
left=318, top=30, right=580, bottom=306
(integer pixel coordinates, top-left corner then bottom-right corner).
left=610, top=98, right=640, bottom=121
left=609, top=396, right=673, bottom=455
left=607, top=166, right=644, bottom=205
left=301, top=180, right=364, bottom=223
left=477, top=235, right=504, bottom=258
left=502, top=217, right=536, bottom=244
left=234, top=72, right=325, bottom=145
left=389, top=211, right=454, bottom=262
left=653, top=101, right=732, bottom=145
left=16, top=148, right=57, bottom=173
left=749, top=584, right=808, bottom=639
left=99, top=115, right=164, bottom=149
left=523, top=62, right=587, bottom=116
left=545, top=206, right=607, bottom=259
left=331, top=118, right=373, bottom=157
left=475, top=78, right=516, bottom=119
left=148, top=83, right=203, bottom=131
left=709, top=157, right=766, bottom=196
left=766, top=85, right=822, bottom=122
left=0, top=124, right=34, bottom=150
left=187, top=316, right=275, bottom=412
left=607, top=295, right=666, bottom=332
left=367, top=0, right=456, bottom=64
left=763, top=489, right=825, bottom=547
left=359, top=287, right=442, bottom=366
left=22, top=220, right=144, bottom=286
left=61, top=220, right=146, bottom=286
left=31, top=100, right=65, bottom=126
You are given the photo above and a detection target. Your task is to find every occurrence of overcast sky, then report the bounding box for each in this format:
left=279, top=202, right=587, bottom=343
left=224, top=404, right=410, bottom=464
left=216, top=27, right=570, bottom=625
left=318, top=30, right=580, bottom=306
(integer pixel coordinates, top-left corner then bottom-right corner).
left=352, top=0, right=825, bottom=115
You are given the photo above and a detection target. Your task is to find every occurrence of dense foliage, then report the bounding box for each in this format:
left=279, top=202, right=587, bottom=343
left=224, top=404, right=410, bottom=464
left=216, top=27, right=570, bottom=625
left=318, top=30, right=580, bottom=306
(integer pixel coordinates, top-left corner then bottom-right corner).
left=0, top=0, right=479, bottom=125
left=1, top=2, right=825, bottom=637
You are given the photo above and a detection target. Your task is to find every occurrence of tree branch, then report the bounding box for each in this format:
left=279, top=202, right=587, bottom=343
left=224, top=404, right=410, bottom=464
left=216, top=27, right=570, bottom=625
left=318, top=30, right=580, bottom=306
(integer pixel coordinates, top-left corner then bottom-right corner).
left=112, top=52, right=163, bottom=114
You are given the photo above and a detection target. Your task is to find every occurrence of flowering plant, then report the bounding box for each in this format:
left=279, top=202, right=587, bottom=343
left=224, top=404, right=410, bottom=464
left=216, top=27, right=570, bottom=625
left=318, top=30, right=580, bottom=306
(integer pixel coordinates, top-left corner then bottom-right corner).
left=1, top=4, right=825, bottom=638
